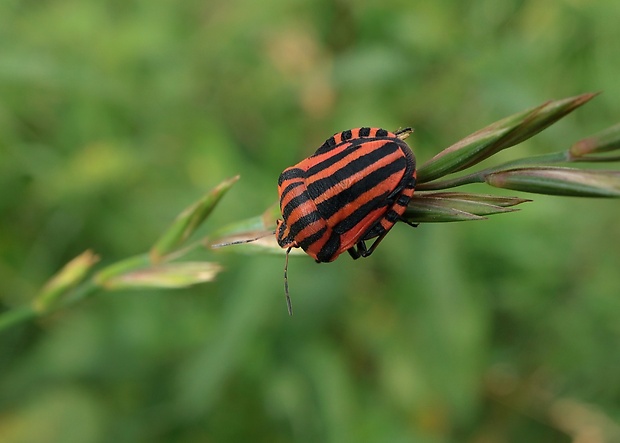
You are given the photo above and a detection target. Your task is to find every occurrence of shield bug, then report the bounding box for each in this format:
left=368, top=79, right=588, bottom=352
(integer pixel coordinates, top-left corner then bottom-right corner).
left=276, top=127, right=417, bottom=313
left=213, top=127, right=416, bottom=315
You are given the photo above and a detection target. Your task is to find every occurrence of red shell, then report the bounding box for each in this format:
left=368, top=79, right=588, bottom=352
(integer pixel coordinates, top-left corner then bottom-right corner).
left=276, top=127, right=416, bottom=262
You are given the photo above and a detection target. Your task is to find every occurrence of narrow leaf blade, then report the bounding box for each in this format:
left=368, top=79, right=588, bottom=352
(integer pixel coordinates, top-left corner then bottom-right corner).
left=417, top=192, right=531, bottom=208
left=570, top=122, right=620, bottom=158
left=102, top=262, right=223, bottom=290
left=33, top=250, right=100, bottom=313
left=486, top=167, right=620, bottom=197
left=404, top=199, right=486, bottom=223
left=417, top=93, right=598, bottom=183
left=151, top=175, right=239, bottom=262
left=405, top=192, right=528, bottom=223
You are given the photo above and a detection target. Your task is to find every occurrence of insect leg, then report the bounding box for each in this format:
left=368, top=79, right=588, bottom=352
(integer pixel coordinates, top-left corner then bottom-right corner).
left=399, top=218, right=419, bottom=228
left=347, top=245, right=363, bottom=260
left=352, top=232, right=389, bottom=258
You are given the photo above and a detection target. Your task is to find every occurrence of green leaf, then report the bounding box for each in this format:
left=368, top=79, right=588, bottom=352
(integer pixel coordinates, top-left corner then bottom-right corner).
left=94, top=254, right=152, bottom=286
left=0, top=306, right=37, bottom=333
left=33, top=250, right=100, bottom=313
left=415, top=192, right=530, bottom=208
left=101, top=262, right=223, bottom=289
left=486, top=167, right=620, bottom=197
left=405, top=200, right=486, bottom=223
left=150, top=175, right=239, bottom=263
left=404, top=192, right=528, bottom=223
left=570, top=122, right=620, bottom=160
left=417, top=93, right=598, bottom=183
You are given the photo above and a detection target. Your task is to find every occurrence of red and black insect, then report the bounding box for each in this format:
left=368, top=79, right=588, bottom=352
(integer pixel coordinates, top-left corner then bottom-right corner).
left=213, top=127, right=417, bottom=314
left=277, top=127, right=417, bottom=313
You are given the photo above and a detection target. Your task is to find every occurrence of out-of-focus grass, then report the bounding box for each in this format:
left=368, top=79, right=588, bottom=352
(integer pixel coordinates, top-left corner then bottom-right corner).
left=1, top=1, right=620, bottom=442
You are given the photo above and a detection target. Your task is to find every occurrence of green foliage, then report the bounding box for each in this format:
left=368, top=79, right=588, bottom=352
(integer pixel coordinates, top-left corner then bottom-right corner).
left=1, top=1, right=620, bottom=442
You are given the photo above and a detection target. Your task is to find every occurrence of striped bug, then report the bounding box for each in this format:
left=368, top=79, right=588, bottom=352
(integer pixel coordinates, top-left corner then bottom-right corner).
left=277, top=127, right=417, bottom=314
left=213, top=127, right=416, bottom=315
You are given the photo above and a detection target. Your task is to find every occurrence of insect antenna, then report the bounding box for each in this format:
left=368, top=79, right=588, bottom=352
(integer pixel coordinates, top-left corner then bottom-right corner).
left=284, top=246, right=293, bottom=316
left=212, top=231, right=294, bottom=315
left=210, top=230, right=276, bottom=248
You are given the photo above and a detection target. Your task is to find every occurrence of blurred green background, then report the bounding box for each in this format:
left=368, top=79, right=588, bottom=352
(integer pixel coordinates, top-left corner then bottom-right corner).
left=2, top=0, right=620, bottom=442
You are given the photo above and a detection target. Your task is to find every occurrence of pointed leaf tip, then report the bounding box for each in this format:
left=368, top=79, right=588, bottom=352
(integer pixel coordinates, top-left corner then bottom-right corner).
left=404, top=192, right=531, bottom=223
left=417, top=93, right=598, bottom=184
left=486, top=167, right=620, bottom=198
left=570, top=122, right=620, bottom=158
left=33, top=250, right=100, bottom=313
left=151, top=175, right=240, bottom=262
